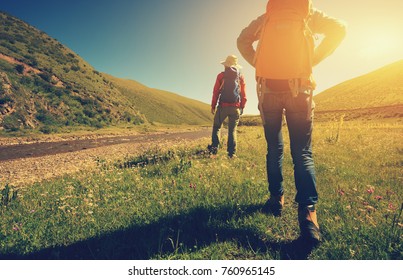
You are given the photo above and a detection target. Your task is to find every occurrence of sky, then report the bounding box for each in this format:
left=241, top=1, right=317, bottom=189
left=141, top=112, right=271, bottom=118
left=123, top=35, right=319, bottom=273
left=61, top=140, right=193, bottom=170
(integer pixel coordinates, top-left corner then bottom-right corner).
left=0, top=0, right=402, bottom=114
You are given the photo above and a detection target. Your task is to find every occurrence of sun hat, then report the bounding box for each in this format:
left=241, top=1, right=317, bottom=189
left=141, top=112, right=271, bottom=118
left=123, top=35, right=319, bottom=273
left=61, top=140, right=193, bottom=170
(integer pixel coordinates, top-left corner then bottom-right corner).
left=220, top=55, right=242, bottom=69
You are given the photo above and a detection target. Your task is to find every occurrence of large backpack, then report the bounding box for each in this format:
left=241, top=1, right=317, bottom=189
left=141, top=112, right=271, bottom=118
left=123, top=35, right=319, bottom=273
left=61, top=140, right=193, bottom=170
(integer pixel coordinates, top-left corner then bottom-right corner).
left=254, top=0, right=314, bottom=81
left=219, top=67, right=241, bottom=104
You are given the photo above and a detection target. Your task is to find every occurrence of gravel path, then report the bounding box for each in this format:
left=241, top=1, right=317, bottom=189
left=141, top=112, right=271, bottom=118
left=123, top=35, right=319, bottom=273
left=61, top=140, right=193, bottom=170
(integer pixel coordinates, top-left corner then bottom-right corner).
left=0, top=129, right=210, bottom=188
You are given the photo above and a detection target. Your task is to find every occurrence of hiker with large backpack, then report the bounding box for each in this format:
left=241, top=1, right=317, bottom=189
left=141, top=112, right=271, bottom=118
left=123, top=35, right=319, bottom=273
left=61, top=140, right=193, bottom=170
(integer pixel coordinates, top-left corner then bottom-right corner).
left=237, top=0, right=346, bottom=246
left=208, top=55, right=247, bottom=158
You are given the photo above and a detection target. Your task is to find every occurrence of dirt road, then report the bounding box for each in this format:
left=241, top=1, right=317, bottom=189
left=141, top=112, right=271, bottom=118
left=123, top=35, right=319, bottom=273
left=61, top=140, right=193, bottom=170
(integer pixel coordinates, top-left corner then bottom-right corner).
left=0, top=129, right=210, bottom=162
left=0, top=128, right=211, bottom=187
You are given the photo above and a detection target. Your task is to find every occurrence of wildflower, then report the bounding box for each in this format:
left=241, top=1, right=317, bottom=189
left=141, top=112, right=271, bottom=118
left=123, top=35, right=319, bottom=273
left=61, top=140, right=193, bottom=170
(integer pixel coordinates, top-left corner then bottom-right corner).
left=388, top=203, right=397, bottom=210
left=189, top=183, right=196, bottom=190
left=338, top=189, right=345, bottom=196
left=375, top=196, right=383, bottom=201
left=30, top=209, right=35, bottom=214
left=366, top=187, right=375, bottom=194
left=12, top=226, right=19, bottom=231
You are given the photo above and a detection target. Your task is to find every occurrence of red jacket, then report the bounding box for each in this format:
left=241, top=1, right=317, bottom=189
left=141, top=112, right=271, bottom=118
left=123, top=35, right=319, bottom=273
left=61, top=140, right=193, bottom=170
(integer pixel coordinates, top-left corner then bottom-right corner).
left=211, top=71, right=247, bottom=110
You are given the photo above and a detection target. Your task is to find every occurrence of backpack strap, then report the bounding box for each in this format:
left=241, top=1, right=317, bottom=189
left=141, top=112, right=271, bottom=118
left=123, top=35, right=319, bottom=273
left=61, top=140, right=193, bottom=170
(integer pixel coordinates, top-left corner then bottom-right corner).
left=219, top=73, right=225, bottom=93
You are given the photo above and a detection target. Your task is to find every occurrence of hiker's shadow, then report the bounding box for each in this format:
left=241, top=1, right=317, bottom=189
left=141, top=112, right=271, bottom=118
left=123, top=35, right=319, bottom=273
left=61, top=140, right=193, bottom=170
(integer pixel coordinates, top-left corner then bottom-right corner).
left=2, top=204, right=314, bottom=260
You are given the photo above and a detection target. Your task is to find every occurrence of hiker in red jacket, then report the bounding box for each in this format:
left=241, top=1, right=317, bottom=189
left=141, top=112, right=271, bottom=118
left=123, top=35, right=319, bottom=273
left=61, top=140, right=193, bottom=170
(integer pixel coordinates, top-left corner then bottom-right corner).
left=237, top=0, right=346, bottom=246
left=208, top=55, right=247, bottom=158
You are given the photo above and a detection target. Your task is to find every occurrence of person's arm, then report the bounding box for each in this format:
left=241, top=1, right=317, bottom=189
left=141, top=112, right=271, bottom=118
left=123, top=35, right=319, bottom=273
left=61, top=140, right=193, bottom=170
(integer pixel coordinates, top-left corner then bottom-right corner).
left=310, top=9, right=347, bottom=66
left=211, top=73, right=223, bottom=114
left=237, top=14, right=266, bottom=67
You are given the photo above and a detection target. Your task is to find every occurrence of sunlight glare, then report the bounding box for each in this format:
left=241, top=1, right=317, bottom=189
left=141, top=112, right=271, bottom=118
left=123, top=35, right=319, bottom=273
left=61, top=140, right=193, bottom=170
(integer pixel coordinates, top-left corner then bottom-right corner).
left=358, top=29, right=402, bottom=60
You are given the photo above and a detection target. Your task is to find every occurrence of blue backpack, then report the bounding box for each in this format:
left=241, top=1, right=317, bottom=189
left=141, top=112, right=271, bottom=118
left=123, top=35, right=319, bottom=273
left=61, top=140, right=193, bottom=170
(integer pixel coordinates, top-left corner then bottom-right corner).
left=219, top=67, right=241, bottom=104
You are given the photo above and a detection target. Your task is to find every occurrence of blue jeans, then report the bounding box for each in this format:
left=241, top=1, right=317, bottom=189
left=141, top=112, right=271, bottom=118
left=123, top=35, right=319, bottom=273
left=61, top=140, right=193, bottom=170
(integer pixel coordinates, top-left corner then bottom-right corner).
left=261, top=89, right=318, bottom=205
left=211, top=106, right=240, bottom=156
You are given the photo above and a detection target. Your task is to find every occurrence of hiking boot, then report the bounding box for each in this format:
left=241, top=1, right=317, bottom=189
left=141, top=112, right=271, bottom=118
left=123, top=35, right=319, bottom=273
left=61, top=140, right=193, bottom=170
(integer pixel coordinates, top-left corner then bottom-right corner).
left=262, top=195, right=284, bottom=217
left=298, top=205, right=322, bottom=246
left=207, top=144, right=218, bottom=155
left=228, top=154, right=237, bottom=159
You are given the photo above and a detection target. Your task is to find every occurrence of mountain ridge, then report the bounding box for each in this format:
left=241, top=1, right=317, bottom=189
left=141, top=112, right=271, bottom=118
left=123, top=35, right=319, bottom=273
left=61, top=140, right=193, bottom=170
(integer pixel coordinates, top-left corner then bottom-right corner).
left=315, top=60, right=403, bottom=112
left=103, top=74, right=212, bottom=125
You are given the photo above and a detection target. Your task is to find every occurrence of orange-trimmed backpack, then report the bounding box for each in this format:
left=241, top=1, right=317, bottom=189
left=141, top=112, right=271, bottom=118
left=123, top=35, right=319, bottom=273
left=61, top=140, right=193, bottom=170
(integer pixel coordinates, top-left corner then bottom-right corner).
left=254, top=0, right=314, bottom=84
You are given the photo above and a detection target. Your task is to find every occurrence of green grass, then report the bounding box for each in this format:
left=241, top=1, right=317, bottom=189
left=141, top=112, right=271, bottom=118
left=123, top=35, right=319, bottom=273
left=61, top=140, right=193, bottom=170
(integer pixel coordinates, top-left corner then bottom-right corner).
left=0, top=120, right=401, bottom=260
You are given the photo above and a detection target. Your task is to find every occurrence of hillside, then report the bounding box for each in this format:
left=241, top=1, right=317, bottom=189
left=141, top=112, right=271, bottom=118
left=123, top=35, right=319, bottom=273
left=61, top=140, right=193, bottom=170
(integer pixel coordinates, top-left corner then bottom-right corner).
left=0, top=11, right=211, bottom=133
left=104, top=74, right=211, bottom=125
left=314, top=60, right=403, bottom=110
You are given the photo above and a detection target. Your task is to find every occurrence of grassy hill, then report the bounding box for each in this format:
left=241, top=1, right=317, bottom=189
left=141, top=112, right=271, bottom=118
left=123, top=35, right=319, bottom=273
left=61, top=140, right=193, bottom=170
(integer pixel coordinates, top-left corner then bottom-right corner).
left=104, top=74, right=211, bottom=125
left=0, top=11, right=211, bottom=134
left=314, top=60, right=403, bottom=121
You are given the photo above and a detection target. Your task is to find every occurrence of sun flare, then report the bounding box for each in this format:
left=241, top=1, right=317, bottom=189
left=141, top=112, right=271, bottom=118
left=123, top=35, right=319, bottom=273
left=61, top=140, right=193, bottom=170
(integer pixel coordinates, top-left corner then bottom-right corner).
left=358, top=30, right=402, bottom=59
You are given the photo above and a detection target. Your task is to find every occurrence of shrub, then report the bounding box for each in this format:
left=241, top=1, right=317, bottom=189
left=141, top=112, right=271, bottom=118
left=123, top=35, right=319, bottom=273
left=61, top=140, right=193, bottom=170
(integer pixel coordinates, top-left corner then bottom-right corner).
left=2, top=42, right=18, bottom=53
left=35, top=110, right=57, bottom=126
left=0, top=184, right=18, bottom=207
left=2, top=114, right=21, bottom=131
left=91, top=119, right=103, bottom=129
left=70, top=65, right=81, bottom=72
left=38, top=72, right=52, bottom=83
left=0, top=32, right=14, bottom=41
left=83, top=108, right=96, bottom=118
left=74, top=112, right=89, bottom=125
left=14, top=33, right=28, bottom=44
left=0, top=96, right=13, bottom=105
left=39, top=125, right=57, bottom=134
left=19, top=76, right=32, bottom=85
left=132, top=114, right=145, bottom=125
left=21, top=53, right=36, bottom=66
left=33, top=76, right=52, bottom=92
left=15, top=64, right=25, bottom=74
left=54, top=89, right=65, bottom=97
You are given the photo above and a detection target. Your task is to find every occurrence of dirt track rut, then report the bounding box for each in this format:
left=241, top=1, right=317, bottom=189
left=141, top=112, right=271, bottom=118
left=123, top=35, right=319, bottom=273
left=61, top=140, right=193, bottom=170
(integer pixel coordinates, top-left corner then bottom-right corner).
left=0, top=129, right=210, bottom=162
left=0, top=129, right=210, bottom=187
